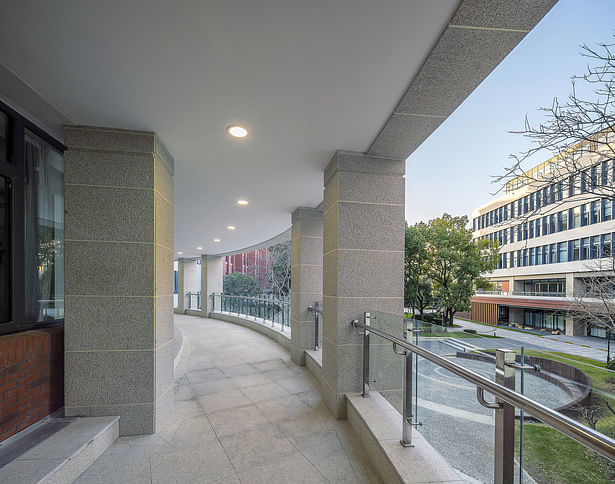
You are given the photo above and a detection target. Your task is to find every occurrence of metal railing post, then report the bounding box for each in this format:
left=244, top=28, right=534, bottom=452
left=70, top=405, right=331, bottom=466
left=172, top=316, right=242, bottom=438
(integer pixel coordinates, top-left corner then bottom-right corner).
left=401, top=350, right=414, bottom=447
left=495, top=349, right=516, bottom=484
left=362, top=312, right=371, bottom=397
left=314, top=301, right=320, bottom=350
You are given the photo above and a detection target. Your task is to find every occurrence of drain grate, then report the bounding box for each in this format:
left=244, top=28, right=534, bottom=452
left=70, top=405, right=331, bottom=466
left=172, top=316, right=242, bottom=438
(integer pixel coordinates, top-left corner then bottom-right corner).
left=0, top=419, right=73, bottom=468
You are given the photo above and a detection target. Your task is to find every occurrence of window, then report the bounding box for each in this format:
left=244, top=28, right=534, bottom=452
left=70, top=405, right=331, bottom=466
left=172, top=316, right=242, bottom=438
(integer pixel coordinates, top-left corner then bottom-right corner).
left=581, top=237, right=590, bottom=260
left=550, top=244, right=557, bottom=264
left=558, top=242, right=567, bottom=263
left=601, top=234, right=612, bottom=257
left=536, top=246, right=542, bottom=265
left=542, top=216, right=548, bottom=235
left=529, top=247, right=535, bottom=266
left=572, top=206, right=581, bottom=228
left=503, top=205, right=508, bottom=221
left=535, top=218, right=540, bottom=238
left=523, top=196, right=529, bottom=214
left=603, top=199, right=612, bottom=222
left=602, top=161, right=609, bottom=186
left=543, top=187, right=548, bottom=206
left=581, top=170, right=588, bottom=193
left=591, top=201, right=600, bottom=224
left=510, top=202, right=515, bottom=219
left=557, top=182, right=563, bottom=201
left=568, top=175, right=575, bottom=198
left=591, top=236, right=600, bottom=259
left=549, top=184, right=556, bottom=204
left=581, top=204, right=589, bottom=226
left=517, top=251, right=522, bottom=268
left=558, top=211, right=568, bottom=231
left=517, top=224, right=522, bottom=241
left=0, top=101, right=65, bottom=335
left=591, top=164, right=598, bottom=188
left=529, top=193, right=534, bottom=211
left=510, top=252, right=514, bottom=268
left=572, top=239, right=580, bottom=261
left=543, top=245, right=549, bottom=264
left=523, top=223, right=528, bottom=240
left=523, top=249, right=528, bottom=267
left=549, top=214, right=556, bottom=234
left=529, top=221, right=534, bottom=239
left=517, top=199, right=522, bottom=217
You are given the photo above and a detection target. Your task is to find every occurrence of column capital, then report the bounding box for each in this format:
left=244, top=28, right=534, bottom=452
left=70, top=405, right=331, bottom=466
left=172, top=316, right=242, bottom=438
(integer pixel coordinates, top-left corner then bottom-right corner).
left=324, top=150, right=405, bottom=186
left=291, top=206, right=323, bottom=224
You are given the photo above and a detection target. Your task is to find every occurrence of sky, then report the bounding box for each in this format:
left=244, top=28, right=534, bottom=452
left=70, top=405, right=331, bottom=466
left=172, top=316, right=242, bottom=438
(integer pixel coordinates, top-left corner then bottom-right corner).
left=404, top=0, right=615, bottom=226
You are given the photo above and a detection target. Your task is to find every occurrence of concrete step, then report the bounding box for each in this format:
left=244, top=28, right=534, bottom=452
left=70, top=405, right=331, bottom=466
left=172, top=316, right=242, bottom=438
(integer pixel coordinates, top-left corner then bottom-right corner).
left=0, top=416, right=119, bottom=484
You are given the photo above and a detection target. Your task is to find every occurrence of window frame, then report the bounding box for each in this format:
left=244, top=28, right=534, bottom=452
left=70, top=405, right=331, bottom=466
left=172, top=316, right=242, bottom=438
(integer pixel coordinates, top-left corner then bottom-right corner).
left=0, top=100, right=65, bottom=336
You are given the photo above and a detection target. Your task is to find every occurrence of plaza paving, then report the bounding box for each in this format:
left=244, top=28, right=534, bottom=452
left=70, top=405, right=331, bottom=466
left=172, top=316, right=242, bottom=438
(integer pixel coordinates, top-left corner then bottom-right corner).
left=75, top=315, right=381, bottom=483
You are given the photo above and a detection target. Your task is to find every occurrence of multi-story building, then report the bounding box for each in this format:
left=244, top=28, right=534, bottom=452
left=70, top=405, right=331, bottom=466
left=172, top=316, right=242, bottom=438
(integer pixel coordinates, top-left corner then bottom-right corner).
left=223, top=248, right=270, bottom=289
left=471, top=134, right=615, bottom=338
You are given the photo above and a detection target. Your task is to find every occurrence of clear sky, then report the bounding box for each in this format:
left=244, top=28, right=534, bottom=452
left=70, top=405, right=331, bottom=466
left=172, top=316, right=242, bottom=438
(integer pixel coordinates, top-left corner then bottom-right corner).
left=405, top=0, right=615, bottom=226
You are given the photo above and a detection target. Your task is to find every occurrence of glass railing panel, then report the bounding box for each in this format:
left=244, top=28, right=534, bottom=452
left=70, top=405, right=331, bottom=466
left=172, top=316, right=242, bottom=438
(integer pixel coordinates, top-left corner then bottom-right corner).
left=369, top=311, right=405, bottom=413
left=516, top=345, right=615, bottom=483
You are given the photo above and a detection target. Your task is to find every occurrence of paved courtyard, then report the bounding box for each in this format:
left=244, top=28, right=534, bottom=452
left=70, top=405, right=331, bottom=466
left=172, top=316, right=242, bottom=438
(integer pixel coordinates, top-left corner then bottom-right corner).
left=75, top=315, right=380, bottom=483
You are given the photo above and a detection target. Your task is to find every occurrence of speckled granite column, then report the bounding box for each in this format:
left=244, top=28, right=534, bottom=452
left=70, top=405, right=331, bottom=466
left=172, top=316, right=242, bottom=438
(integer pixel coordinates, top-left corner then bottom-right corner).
left=322, top=151, right=405, bottom=418
left=201, top=255, right=223, bottom=316
left=290, top=207, right=323, bottom=366
left=63, top=126, right=174, bottom=435
left=174, top=258, right=185, bottom=314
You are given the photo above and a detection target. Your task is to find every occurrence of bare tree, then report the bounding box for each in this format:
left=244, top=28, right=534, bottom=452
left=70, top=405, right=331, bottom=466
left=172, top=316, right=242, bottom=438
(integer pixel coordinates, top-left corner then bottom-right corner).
left=568, top=257, right=615, bottom=338
left=493, top=38, right=615, bottom=213
left=265, top=241, right=291, bottom=297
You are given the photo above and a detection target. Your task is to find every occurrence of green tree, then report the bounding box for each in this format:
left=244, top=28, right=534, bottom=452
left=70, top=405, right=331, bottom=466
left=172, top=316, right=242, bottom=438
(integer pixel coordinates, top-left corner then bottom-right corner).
left=223, top=272, right=259, bottom=295
left=426, top=214, right=498, bottom=327
left=404, top=223, right=432, bottom=318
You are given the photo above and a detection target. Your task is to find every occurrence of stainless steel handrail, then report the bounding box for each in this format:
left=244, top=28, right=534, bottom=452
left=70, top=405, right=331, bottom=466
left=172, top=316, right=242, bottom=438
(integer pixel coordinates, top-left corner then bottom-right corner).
left=351, top=318, right=615, bottom=463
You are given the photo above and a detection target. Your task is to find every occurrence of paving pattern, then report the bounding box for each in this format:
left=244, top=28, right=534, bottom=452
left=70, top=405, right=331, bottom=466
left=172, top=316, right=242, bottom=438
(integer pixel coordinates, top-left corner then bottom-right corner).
left=76, top=315, right=381, bottom=484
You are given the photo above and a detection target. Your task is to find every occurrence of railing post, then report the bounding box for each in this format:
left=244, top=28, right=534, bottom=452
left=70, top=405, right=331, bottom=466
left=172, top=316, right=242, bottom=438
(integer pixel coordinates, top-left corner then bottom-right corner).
left=314, top=301, right=320, bottom=350
left=362, top=312, right=371, bottom=398
left=495, top=349, right=516, bottom=484
left=400, top=350, right=414, bottom=447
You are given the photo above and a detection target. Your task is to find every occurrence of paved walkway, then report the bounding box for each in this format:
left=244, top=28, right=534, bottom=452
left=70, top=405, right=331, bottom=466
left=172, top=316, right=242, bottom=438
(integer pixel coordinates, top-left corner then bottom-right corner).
left=76, top=315, right=381, bottom=483
left=453, top=318, right=608, bottom=361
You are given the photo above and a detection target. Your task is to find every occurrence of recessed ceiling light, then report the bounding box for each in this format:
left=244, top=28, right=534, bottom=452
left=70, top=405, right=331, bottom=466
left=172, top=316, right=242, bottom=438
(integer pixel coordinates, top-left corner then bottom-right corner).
left=177, top=251, right=183, bottom=255
left=196, top=246, right=203, bottom=250
left=227, top=125, right=248, bottom=138
left=227, top=225, right=236, bottom=230
left=237, top=200, right=249, bottom=206
left=213, top=238, right=221, bottom=242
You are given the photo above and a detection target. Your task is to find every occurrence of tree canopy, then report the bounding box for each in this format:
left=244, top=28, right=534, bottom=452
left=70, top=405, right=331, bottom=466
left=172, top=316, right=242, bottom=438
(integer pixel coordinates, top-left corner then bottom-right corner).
left=405, top=214, right=498, bottom=325
left=223, top=272, right=259, bottom=295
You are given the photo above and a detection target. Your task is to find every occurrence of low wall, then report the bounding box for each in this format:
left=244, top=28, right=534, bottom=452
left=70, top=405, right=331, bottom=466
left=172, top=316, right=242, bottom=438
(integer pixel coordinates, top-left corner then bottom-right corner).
left=209, top=312, right=291, bottom=350
left=456, top=352, right=592, bottom=416
left=0, top=326, right=64, bottom=442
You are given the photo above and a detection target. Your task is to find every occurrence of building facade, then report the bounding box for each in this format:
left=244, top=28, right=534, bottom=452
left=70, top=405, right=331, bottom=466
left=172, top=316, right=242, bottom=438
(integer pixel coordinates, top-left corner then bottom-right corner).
left=471, top=136, right=615, bottom=338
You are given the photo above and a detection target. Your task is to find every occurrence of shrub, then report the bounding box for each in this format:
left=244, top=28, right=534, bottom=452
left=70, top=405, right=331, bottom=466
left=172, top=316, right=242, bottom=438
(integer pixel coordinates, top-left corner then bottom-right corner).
left=597, top=415, right=615, bottom=439
left=423, top=313, right=434, bottom=322
left=606, top=359, right=615, bottom=371
left=463, top=329, right=477, bottom=334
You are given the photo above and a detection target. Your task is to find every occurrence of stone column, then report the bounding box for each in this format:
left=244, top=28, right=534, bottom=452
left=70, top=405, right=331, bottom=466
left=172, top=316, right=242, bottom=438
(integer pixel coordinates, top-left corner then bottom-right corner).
left=322, top=151, right=405, bottom=418
left=183, top=259, right=200, bottom=311
left=290, top=207, right=323, bottom=366
left=64, top=126, right=174, bottom=435
left=201, top=255, right=223, bottom=315
left=175, top=258, right=185, bottom=314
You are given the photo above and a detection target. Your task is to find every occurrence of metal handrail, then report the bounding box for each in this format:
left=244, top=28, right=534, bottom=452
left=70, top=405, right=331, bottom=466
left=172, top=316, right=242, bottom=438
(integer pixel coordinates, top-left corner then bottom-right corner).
left=210, top=293, right=290, bottom=331
left=351, top=318, right=615, bottom=463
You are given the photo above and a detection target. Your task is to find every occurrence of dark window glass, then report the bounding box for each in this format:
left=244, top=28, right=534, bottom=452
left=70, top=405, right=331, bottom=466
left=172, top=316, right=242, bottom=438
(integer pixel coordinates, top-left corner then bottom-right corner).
left=591, top=201, right=600, bottom=224
left=602, top=161, right=609, bottom=186
left=529, top=247, right=535, bottom=266
left=573, top=206, right=581, bottom=228
left=558, top=211, right=568, bottom=231
left=591, top=165, right=598, bottom=188
left=523, top=223, right=528, bottom=240
left=568, top=175, right=574, bottom=198
left=581, top=204, right=589, bottom=226
left=581, top=171, right=588, bottom=193
left=535, top=219, right=540, bottom=237
left=572, top=240, right=580, bottom=261
left=0, top=177, right=10, bottom=322
left=529, top=193, right=534, bottom=211
left=602, top=234, right=612, bottom=257
left=550, top=244, right=557, bottom=264
left=543, top=245, right=549, bottom=264
left=543, top=187, right=548, bottom=205
left=542, top=216, right=548, bottom=235
left=0, top=111, right=7, bottom=163
left=590, top=236, right=599, bottom=259
left=509, top=252, right=514, bottom=268
left=529, top=221, right=534, bottom=239
left=549, top=185, right=555, bottom=204
left=557, top=182, right=563, bottom=201
left=24, top=130, right=64, bottom=322
left=580, top=237, right=589, bottom=260
left=558, top=242, right=567, bottom=263
left=535, top=190, right=541, bottom=209
left=549, top=214, right=555, bottom=233
left=603, top=199, right=612, bottom=222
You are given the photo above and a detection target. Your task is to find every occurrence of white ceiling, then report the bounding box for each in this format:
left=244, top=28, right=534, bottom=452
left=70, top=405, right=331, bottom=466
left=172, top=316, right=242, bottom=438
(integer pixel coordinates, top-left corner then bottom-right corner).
left=3, top=0, right=557, bottom=257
